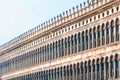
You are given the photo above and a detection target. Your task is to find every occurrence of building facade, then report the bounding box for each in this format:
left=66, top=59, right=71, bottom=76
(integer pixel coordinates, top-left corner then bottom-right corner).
left=0, top=0, right=120, bottom=80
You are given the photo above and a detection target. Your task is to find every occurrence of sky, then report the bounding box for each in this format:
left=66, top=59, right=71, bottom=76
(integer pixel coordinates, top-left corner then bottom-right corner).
left=0, top=0, right=86, bottom=46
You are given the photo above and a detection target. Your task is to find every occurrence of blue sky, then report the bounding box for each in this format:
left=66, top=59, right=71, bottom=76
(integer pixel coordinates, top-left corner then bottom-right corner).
left=0, top=0, right=86, bottom=45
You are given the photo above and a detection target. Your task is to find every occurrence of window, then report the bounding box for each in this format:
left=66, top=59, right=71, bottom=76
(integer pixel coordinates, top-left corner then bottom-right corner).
left=72, top=26, right=74, bottom=29
left=68, top=27, right=70, bottom=30
left=82, top=21, right=84, bottom=25
left=59, top=31, right=61, bottom=34
left=79, top=23, right=81, bottom=27
left=102, top=13, right=104, bottom=17
left=117, top=6, right=119, bottom=11
left=65, top=28, right=67, bottom=32
left=75, top=24, right=77, bottom=28
left=90, top=18, right=92, bottom=22
left=94, top=16, right=96, bottom=20
left=107, top=11, right=109, bottom=15
left=62, top=29, right=64, bottom=33
left=98, top=15, right=100, bottom=19
left=112, top=9, right=114, bottom=13
left=86, top=20, right=88, bottom=24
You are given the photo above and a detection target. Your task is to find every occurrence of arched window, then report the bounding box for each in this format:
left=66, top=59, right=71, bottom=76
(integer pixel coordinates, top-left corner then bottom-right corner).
left=102, top=24, right=105, bottom=45
left=61, top=39, right=64, bottom=56
left=47, top=44, right=49, bottom=61
left=67, top=65, right=69, bottom=80
left=85, top=30, right=88, bottom=50
left=85, top=62, right=87, bottom=80
left=89, top=28, right=92, bottom=49
left=56, top=41, right=58, bottom=58
left=110, top=20, right=114, bottom=43
left=74, top=34, right=77, bottom=53
left=78, top=32, right=81, bottom=52
left=92, top=60, right=95, bottom=80
left=97, top=25, right=100, bottom=47
left=71, top=35, right=74, bottom=54
left=101, top=58, right=104, bottom=80
left=45, top=45, right=47, bottom=62
left=58, top=40, right=61, bottom=57
left=40, top=47, right=42, bottom=63
left=93, top=27, right=96, bottom=48
left=50, top=43, right=52, bottom=60
left=116, top=18, right=119, bottom=41
left=68, top=37, right=70, bottom=55
left=88, top=60, right=91, bottom=80
left=106, top=22, right=109, bottom=44
left=65, top=38, right=67, bottom=55
left=53, top=42, right=55, bottom=59
left=82, top=31, right=84, bottom=51
left=73, top=64, right=77, bottom=80
left=110, top=56, right=114, bottom=78
left=77, top=63, right=80, bottom=80
left=115, top=54, right=119, bottom=78
left=97, top=59, right=100, bottom=80
left=81, top=62, right=83, bottom=80
left=105, top=57, right=109, bottom=80
left=42, top=46, right=44, bottom=62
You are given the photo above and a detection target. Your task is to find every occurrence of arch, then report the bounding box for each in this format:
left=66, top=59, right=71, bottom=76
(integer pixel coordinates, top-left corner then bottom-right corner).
left=93, top=27, right=96, bottom=48
left=115, top=54, right=119, bottom=78
left=102, top=23, right=105, bottom=45
left=106, top=22, right=110, bottom=44
left=115, top=18, right=119, bottom=26
left=82, top=31, right=85, bottom=51
left=97, top=25, right=101, bottom=47
left=85, top=30, right=89, bottom=50
left=111, top=20, right=115, bottom=27
left=89, top=28, right=92, bottom=49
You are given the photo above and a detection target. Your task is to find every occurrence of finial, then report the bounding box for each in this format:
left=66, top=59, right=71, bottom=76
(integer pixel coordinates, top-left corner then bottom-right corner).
left=72, top=7, right=75, bottom=12
left=69, top=9, right=71, bottom=14
left=84, top=2, right=86, bottom=8
left=76, top=5, right=79, bottom=11
left=80, top=3, right=82, bottom=9
left=54, top=17, right=56, bottom=22
left=66, top=10, right=68, bottom=16
left=87, top=0, right=90, bottom=6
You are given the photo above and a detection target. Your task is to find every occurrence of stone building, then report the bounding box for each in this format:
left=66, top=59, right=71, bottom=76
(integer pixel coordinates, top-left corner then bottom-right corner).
left=0, top=0, right=120, bottom=80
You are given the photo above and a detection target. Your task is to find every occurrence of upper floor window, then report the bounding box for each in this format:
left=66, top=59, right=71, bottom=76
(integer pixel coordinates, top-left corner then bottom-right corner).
left=112, top=9, right=114, bottom=13
left=117, top=6, right=119, bottom=11
left=107, top=11, right=109, bottom=15
left=102, top=13, right=104, bottom=17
